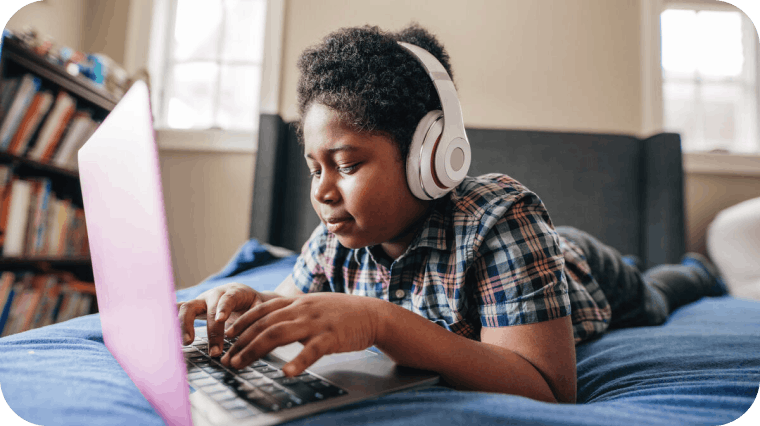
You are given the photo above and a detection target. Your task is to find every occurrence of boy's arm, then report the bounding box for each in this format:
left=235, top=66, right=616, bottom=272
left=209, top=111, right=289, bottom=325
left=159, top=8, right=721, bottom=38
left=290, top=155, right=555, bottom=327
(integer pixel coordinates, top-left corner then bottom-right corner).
left=220, top=293, right=575, bottom=403
left=374, top=302, right=576, bottom=403
left=273, top=274, right=305, bottom=297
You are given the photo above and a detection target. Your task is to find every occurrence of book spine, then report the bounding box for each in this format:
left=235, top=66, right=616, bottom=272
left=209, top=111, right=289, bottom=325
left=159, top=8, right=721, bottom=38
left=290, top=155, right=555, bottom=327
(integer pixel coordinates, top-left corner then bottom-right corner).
left=32, top=179, right=53, bottom=255
left=0, top=271, right=16, bottom=335
left=2, top=179, right=33, bottom=257
left=0, top=288, right=15, bottom=336
left=27, top=92, right=77, bottom=162
left=0, top=74, right=41, bottom=151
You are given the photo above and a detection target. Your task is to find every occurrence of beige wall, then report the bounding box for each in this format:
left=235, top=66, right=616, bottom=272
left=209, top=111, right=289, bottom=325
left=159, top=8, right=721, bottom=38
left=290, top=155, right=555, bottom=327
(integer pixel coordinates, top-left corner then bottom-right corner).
left=279, top=0, right=643, bottom=135
left=686, top=174, right=760, bottom=257
left=80, top=0, right=130, bottom=65
left=6, top=0, right=87, bottom=50
left=159, top=150, right=255, bottom=289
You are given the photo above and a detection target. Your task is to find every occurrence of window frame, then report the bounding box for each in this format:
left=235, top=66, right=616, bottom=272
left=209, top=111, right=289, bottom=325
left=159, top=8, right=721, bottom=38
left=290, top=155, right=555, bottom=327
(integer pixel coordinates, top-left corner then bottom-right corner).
left=142, top=0, right=284, bottom=153
left=642, top=0, right=760, bottom=175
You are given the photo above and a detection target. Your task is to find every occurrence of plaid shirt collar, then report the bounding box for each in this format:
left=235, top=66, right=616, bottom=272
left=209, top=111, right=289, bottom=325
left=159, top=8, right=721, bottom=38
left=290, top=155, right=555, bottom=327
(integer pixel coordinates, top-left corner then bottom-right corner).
left=355, top=197, right=451, bottom=267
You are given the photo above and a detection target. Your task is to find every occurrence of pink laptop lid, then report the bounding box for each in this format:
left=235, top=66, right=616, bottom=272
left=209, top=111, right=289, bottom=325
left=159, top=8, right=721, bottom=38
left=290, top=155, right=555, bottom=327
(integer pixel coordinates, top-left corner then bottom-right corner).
left=78, top=80, right=191, bottom=426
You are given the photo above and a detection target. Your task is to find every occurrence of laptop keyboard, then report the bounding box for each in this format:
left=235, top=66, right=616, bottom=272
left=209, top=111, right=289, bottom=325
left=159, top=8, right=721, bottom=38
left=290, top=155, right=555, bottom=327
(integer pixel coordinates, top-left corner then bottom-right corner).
left=183, top=337, right=347, bottom=419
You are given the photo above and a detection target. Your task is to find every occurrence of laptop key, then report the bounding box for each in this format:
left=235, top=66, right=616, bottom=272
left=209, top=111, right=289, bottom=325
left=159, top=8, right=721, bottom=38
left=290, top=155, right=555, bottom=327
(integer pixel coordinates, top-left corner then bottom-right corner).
left=241, top=393, right=278, bottom=413
left=187, top=371, right=207, bottom=380
left=229, top=407, right=259, bottom=419
left=240, top=371, right=262, bottom=380
left=253, top=365, right=277, bottom=374
left=191, top=377, right=217, bottom=387
left=267, top=390, right=301, bottom=409
left=200, top=383, right=228, bottom=394
left=275, top=380, right=324, bottom=403
left=298, top=374, right=320, bottom=383
left=208, top=390, right=237, bottom=402
left=307, top=381, right=347, bottom=397
left=263, top=370, right=286, bottom=379
left=220, top=398, right=249, bottom=410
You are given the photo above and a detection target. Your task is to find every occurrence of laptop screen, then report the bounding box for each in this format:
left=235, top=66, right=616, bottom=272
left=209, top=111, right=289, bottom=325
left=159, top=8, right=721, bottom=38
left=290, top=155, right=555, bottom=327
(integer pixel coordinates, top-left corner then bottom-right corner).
left=78, top=81, right=192, bottom=426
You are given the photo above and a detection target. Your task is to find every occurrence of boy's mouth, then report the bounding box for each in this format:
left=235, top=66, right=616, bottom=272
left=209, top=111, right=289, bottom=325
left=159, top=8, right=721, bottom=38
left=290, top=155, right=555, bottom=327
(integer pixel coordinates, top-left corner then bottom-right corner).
left=324, top=216, right=353, bottom=233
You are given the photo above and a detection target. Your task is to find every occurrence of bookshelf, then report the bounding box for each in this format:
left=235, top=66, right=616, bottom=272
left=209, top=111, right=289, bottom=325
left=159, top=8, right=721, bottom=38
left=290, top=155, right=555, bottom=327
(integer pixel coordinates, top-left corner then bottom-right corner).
left=0, top=33, right=120, bottom=335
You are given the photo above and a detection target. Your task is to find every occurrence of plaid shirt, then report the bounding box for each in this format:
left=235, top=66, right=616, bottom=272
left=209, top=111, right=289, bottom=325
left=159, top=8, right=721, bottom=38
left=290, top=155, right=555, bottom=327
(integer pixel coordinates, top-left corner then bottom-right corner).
left=292, top=174, right=611, bottom=343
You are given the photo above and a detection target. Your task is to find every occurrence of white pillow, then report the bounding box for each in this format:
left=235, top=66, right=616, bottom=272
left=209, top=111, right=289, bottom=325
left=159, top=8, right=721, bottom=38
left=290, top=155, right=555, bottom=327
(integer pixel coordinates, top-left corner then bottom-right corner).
left=707, top=196, right=760, bottom=301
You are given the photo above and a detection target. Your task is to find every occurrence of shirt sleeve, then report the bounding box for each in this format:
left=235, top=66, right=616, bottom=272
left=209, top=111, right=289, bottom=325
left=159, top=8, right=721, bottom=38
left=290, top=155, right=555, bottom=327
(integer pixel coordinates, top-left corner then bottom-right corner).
left=291, top=224, right=330, bottom=293
left=471, top=192, right=571, bottom=328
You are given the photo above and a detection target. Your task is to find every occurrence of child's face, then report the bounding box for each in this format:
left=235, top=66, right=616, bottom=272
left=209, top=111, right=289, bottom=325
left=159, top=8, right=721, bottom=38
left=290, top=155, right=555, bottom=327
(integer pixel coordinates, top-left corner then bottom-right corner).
left=303, top=103, right=430, bottom=256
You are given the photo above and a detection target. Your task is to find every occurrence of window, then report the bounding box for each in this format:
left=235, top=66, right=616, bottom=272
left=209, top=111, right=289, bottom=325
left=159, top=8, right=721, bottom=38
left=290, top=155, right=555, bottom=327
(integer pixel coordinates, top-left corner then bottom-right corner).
left=150, top=0, right=267, bottom=131
left=660, top=1, right=759, bottom=153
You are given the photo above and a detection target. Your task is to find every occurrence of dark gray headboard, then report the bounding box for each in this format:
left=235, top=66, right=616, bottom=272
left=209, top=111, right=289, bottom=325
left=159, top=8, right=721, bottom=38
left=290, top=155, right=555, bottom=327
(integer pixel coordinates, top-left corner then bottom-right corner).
left=251, top=114, right=684, bottom=269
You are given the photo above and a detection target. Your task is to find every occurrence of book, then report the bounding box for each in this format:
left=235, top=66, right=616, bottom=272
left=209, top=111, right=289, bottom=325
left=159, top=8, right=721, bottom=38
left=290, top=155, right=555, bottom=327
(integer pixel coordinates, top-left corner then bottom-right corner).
left=34, top=277, right=62, bottom=328
left=0, top=166, right=16, bottom=247
left=0, top=77, right=22, bottom=118
left=27, top=91, right=77, bottom=162
left=6, top=90, right=54, bottom=155
left=24, top=177, right=52, bottom=256
left=52, top=111, right=96, bottom=168
left=0, top=74, right=41, bottom=150
left=64, top=207, right=86, bottom=256
left=47, top=198, right=73, bottom=256
left=19, top=274, right=55, bottom=332
left=2, top=178, right=33, bottom=256
left=0, top=271, right=15, bottom=334
left=1, top=273, right=34, bottom=336
left=21, top=178, right=43, bottom=256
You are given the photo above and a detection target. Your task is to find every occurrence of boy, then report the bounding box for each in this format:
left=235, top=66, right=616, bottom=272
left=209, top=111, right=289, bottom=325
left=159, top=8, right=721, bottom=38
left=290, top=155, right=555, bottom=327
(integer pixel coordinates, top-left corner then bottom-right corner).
left=177, top=24, right=724, bottom=404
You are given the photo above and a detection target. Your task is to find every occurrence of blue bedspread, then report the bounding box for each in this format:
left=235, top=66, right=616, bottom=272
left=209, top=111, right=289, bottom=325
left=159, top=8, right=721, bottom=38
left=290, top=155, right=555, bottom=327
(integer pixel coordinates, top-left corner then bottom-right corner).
left=1, top=240, right=758, bottom=425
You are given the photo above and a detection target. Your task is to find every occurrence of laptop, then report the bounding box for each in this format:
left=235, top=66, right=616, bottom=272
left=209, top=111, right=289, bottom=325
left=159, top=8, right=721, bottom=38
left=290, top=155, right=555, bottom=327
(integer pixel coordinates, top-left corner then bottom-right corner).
left=77, top=80, right=439, bottom=426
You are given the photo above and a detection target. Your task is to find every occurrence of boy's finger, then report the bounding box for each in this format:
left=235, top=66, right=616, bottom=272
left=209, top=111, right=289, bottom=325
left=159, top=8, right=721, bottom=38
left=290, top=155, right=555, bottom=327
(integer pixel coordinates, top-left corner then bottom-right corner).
left=178, top=300, right=205, bottom=345
left=226, top=297, right=293, bottom=338
left=283, top=335, right=332, bottom=376
left=227, top=321, right=310, bottom=369
left=205, top=292, right=225, bottom=357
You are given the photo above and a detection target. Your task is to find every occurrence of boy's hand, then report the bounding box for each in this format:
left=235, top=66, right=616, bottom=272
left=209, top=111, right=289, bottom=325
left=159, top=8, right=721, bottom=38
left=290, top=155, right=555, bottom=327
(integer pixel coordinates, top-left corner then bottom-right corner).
left=220, top=293, right=381, bottom=375
left=176, top=283, right=268, bottom=357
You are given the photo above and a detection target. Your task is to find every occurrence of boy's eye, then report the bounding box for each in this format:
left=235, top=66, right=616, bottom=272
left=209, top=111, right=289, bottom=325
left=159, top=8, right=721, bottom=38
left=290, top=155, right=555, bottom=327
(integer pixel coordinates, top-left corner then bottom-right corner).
left=338, top=164, right=358, bottom=174
left=309, top=169, right=321, bottom=178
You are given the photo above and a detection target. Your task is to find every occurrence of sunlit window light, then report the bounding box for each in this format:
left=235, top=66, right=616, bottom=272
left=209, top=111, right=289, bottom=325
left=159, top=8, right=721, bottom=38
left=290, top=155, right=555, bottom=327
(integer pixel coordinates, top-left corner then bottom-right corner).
left=661, top=9, right=744, bottom=78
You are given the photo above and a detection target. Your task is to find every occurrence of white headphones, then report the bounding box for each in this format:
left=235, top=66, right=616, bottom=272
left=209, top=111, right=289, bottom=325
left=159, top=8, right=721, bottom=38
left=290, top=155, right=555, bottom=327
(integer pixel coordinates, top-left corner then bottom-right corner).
left=398, top=41, right=471, bottom=200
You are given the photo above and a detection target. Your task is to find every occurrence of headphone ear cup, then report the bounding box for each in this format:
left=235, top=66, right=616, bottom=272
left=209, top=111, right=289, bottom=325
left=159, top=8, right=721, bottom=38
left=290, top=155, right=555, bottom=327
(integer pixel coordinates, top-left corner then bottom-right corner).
left=406, top=111, right=447, bottom=200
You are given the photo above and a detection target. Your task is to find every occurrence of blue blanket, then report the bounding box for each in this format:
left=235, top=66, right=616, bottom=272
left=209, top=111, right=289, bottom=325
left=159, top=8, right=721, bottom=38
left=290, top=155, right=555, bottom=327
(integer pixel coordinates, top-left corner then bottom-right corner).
left=1, top=240, right=758, bottom=425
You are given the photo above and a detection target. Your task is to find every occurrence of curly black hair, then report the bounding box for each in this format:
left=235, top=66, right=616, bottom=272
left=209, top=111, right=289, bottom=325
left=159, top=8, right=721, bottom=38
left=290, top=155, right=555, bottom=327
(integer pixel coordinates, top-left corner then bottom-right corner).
left=296, top=23, right=454, bottom=160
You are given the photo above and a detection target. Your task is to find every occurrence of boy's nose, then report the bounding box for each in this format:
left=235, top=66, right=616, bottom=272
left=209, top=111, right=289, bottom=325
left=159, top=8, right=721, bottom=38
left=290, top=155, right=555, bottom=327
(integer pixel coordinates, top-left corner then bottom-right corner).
left=313, top=174, right=338, bottom=204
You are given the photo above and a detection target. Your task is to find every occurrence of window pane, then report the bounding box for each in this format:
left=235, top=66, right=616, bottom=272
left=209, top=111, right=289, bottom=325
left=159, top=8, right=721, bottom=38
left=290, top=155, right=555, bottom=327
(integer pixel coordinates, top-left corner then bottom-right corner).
left=700, top=84, right=738, bottom=149
left=173, top=0, right=223, bottom=61
left=663, top=81, right=701, bottom=150
left=167, top=62, right=218, bottom=129
left=696, top=11, right=743, bottom=78
left=661, top=9, right=697, bottom=75
left=216, top=65, right=261, bottom=130
left=223, top=0, right=267, bottom=63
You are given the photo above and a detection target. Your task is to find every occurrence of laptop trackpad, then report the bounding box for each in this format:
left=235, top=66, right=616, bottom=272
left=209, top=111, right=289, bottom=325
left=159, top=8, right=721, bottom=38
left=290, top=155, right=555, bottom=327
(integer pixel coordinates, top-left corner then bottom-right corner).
left=270, top=342, right=379, bottom=368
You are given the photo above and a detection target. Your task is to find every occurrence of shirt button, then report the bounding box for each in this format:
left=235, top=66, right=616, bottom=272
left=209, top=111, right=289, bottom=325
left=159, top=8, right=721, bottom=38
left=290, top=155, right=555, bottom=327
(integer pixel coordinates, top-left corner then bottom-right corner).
left=394, top=289, right=405, bottom=299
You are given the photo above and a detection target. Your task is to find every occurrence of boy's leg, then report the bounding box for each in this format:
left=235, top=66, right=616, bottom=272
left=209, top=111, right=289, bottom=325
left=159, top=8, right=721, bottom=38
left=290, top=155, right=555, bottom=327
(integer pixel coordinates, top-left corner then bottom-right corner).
left=642, top=253, right=727, bottom=313
left=556, top=226, right=668, bottom=328
left=556, top=226, right=726, bottom=329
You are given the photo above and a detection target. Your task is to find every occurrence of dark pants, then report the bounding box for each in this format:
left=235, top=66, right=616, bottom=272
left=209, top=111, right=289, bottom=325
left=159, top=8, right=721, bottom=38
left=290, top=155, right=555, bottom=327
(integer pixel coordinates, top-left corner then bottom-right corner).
left=556, top=226, right=711, bottom=328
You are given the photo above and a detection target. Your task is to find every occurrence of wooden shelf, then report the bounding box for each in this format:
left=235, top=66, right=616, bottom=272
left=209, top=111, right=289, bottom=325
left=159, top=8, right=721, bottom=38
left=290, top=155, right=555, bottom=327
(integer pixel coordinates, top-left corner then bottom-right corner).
left=1, top=37, right=118, bottom=111
left=0, top=150, right=79, bottom=180
left=0, top=256, right=90, bottom=268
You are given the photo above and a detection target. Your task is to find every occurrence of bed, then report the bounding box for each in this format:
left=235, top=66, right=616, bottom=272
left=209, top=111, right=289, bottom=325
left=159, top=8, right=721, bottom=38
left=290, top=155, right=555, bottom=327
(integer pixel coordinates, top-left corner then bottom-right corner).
left=1, top=118, right=758, bottom=425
